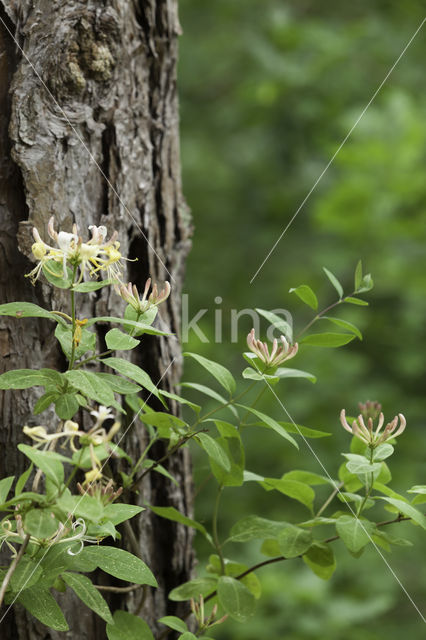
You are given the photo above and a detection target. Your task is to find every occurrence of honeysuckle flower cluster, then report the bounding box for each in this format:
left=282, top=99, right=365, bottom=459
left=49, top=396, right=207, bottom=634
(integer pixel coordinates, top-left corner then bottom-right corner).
left=247, top=328, right=299, bottom=368
left=27, top=217, right=124, bottom=285
left=117, top=277, right=171, bottom=314
left=23, top=407, right=120, bottom=453
left=26, top=218, right=171, bottom=317
left=23, top=408, right=122, bottom=491
left=340, top=408, right=406, bottom=447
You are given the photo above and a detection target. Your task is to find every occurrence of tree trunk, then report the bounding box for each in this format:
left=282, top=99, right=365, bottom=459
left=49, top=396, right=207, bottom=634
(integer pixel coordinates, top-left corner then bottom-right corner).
left=0, top=1, right=193, bottom=638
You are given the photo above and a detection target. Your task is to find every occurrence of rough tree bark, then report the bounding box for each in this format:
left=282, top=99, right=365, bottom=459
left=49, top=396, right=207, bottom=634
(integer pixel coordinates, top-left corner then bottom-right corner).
left=0, top=1, right=193, bottom=638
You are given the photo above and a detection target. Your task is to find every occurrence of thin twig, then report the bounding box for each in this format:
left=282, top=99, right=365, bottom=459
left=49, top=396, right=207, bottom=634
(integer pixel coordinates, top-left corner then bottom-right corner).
left=94, top=583, right=141, bottom=593
left=0, top=535, right=31, bottom=608
left=315, top=481, right=344, bottom=517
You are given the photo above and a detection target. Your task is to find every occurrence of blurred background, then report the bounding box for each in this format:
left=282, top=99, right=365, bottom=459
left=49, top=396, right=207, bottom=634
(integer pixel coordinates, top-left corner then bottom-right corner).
left=177, top=1, right=426, bottom=638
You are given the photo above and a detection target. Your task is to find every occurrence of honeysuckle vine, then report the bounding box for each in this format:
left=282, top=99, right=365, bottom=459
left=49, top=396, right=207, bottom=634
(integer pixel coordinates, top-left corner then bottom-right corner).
left=0, top=219, right=423, bottom=639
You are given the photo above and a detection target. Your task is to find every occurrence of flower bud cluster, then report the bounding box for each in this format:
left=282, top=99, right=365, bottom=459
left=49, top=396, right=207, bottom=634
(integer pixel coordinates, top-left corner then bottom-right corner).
left=117, top=277, right=171, bottom=314
left=340, top=408, right=406, bottom=447
left=247, top=328, right=298, bottom=368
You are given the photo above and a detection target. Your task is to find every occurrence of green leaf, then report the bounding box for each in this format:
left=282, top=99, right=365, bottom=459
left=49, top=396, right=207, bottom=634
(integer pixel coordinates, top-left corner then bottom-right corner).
left=409, top=486, right=426, bottom=505
left=407, top=485, right=426, bottom=494
left=55, top=393, right=80, bottom=420
left=0, top=476, right=14, bottom=503
left=260, top=477, right=314, bottom=511
left=24, top=509, right=59, bottom=539
left=87, top=315, right=169, bottom=336
left=336, top=516, right=376, bottom=553
left=56, top=493, right=104, bottom=523
left=301, top=333, right=355, bottom=347
left=209, top=423, right=245, bottom=487
left=105, top=328, right=140, bottom=351
left=237, top=404, right=298, bottom=448
left=274, top=367, right=317, bottom=383
left=303, top=543, right=336, bottom=580
left=373, top=444, right=394, bottom=462
left=103, top=503, right=144, bottom=525
left=107, top=611, right=154, bottom=640
left=378, top=498, right=426, bottom=529
left=72, top=442, right=130, bottom=468
left=140, top=459, right=178, bottom=486
left=15, top=465, right=33, bottom=496
left=0, top=368, right=62, bottom=390
left=10, top=556, right=44, bottom=591
left=278, top=422, right=331, bottom=439
left=139, top=411, right=187, bottom=437
left=354, top=260, right=363, bottom=290
left=289, top=284, right=318, bottom=310
left=277, top=524, right=313, bottom=558
left=123, top=305, right=158, bottom=336
left=338, top=462, right=363, bottom=492
left=181, top=382, right=228, bottom=402
left=18, top=444, right=66, bottom=485
left=344, top=296, right=368, bottom=306
left=169, top=577, right=218, bottom=601
left=37, top=544, right=76, bottom=582
left=80, top=546, right=157, bottom=586
left=72, top=279, right=114, bottom=292
left=260, top=539, right=281, bottom=557
left=0, top=302, right=66, bottom=324
left=228, top=516, right=289, bottom=543
left=124, top=304, right=158, bottom=328
left=343, top=453, right=382, bottom=476
left=42, top=261, right=73, bottom=288
left=64, top=369, right=119, bottom=410
left=95, top=372, right=141, bottom=394
left=62, top=572, right=113, bottom=623
left=17, top=587, right=68, bottom=630
left=158, top=388, right=201, bottom=413
left=196, top=433, right=231, bottom=472
left=254, top=308, right=293, bottom=341
left=337, top=492, right=374, bottom=510
left=320, top=317, right=362, bottom=340
left=178, top=634, right=197, bottom=640
left=322, top=267, right=343, bottom=298
left=217, top=576, right=256, bottom=622
left=55, top=323, right=96, bottom=361
left=357, top=273, right=374, bottom=293
left=183, top=352, right=236, bottom=396
left=158, top=617, right=188, bottom=634
left=283, top=470, right=332, bottom=485
left=102, top=357, right=161, bottom=398
left=242, top=368, right=279, bottom=383
left=33, top=392, right=59, bottom=415
left=149, top=505, right=212, bottom=543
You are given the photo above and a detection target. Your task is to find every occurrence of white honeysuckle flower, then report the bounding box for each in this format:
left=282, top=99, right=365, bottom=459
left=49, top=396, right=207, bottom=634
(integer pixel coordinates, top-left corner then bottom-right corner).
left=23, top=413, right=120, bottom=452
left=27, top=216, right=125, bottom=285
left=22, top=425, right=49, bottom=443
left=90, top=405, right=115, bottom=428
left=340, top=409, right=406, bottom=447
left=246, top=328, right=298, bottom=368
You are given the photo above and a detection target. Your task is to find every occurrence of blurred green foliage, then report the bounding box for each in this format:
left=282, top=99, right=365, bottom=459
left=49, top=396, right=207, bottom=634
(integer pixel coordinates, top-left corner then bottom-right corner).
left=178, top=1, right=426, bottom=638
